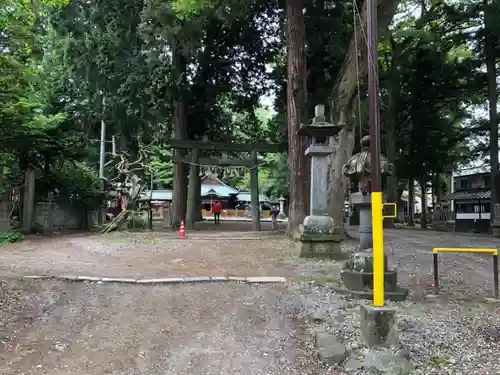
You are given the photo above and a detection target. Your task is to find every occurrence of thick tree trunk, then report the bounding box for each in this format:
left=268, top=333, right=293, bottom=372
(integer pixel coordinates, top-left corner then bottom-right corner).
left=328, top=117, right=355, bottom=233
left=171, top=39, right=188, bottom=226
left=286, top=0, right=308, bottom=237
left=420, top=175, right=427, bottom=228
left=485, top=2, right=499, bottom=235
left=435, top=174, right=442, bottom=203
left=21, top=169, right=35, bottom=234
left=431, top=173, right=438, bottom=211
left=407, top=178, right=414, bottom=226
left=329, top=126, right=347, bottom=230
left=327, top=0, right=400, bottom=233
left=397, top=185, right=405, bottom=220
left=194, top=174, right=203, bottom=222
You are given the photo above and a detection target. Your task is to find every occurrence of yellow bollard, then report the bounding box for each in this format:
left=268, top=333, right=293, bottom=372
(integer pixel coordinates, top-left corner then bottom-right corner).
left=371, top=191, right=385, bottom=307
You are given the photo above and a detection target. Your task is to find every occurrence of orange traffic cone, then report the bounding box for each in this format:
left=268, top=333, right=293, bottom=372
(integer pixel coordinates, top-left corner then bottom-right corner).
left=179, top=220, right=185, bottom=238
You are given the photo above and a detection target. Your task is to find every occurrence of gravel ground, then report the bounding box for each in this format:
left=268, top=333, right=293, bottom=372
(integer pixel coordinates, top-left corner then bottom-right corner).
left=292, top=228, right=500, bottom=375
left=0, top=279, right=66, bottom=360
left=296, top=282, right=500, bottom=375
left=2, top=227, right=500, bottom=374
left=0, top=280, right=327, bottom=375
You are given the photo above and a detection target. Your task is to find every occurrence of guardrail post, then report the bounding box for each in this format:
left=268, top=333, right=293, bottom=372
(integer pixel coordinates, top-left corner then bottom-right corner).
left=433, top=248, right=498, bottom=299
left=433, top=252, right=439, bottom=294
left=494, top=253, right=499, bottom=299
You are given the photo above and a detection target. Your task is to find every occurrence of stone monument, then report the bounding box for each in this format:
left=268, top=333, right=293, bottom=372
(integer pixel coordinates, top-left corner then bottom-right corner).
left=339, top=135, right=408, bottom=301
left=163, top=202, right=172, bottom=229
left=297, top=104, right=344, bottom=259
left=278, top=196, right=286, bottom=219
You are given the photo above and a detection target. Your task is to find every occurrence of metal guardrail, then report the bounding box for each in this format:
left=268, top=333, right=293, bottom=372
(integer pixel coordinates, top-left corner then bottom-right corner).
left=432, top=247, right=499, bottom=299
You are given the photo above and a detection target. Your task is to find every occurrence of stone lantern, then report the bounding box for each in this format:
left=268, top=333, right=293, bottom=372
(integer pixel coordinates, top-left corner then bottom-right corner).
left=340, top=135, right=408, bottom=301
left=342, top=135, right=393, bottom=250
left=278, top=195, right=286, bottom=219
left=296, top=104, right=344, bottom=259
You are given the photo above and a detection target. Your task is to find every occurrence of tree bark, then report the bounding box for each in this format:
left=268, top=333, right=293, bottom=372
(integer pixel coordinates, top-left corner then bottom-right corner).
left=397, top=185, right=405, bottom=220
left=408, top=178, right=414, bottom=226
left=420, top=175, right=427, bottom=228
left=21, top=169, right=35, bottom=234
left=171, top=38, right=189, bottom=226
left=485, top=1, right=499, bottom=235
left=327, top=0, right=400, bottom=233
left=328, top=117, right=353, bottom=233
left=194, top=174, right=203, bottom=222
left=435, top=174, right=442, bottom=204
left=431, top=173, right=439, bottom=211
left=286, top=0, right=308, bottom=237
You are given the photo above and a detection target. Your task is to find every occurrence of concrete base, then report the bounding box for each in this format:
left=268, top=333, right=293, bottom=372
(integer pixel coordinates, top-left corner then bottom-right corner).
left=345, top=252, right=388, bottom=272
left=360, top=305, right=398, bottom=348
left=340, top=251, right=408, bottom=302
left=341, top=269, right=398, bottom=292
left=333, top=286, right=409, bottom=302
left=299, top=240, right=345, bottom=259
left=299, top=215, right=343, bottom=260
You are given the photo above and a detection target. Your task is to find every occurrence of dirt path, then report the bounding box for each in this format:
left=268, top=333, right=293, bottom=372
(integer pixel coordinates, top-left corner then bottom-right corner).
left=0, top=280, right=320, bottom=375
left=0, top=232, right=298, bottom=278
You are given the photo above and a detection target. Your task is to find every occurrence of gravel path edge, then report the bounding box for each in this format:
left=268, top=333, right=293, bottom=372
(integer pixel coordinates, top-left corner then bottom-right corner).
left=13, top=275, right=287, bottom=284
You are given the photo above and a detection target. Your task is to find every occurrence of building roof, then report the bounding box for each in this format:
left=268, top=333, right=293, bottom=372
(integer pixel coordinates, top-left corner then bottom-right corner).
left=201, top=184, right=239, bottom=197
left=236, top=191, right=273, bottom=203
left=140, top=190, right=172, bottom=201
left=136, top=173, right=276, bottom=201
left=447, top=189, right=491, bottom=201
left=200, top=173, right=239, bottom=197
left=453, top=164, right=490, bottom=178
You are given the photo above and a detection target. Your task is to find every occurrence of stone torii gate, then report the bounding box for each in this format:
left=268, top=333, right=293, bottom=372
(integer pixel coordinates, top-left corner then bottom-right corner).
left=170, top=139, right=284, bottom=231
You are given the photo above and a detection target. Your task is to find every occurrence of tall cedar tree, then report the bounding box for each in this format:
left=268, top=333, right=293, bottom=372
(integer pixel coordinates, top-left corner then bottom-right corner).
left=286, top=0, right=308, bottom=235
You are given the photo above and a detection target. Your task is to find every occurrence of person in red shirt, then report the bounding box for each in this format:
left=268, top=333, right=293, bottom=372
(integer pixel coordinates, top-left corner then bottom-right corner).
left=212, top=201, right=222, bottom=224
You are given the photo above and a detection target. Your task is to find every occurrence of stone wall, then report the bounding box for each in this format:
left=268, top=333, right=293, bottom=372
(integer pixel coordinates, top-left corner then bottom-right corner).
left=33, top=202, right=97, bottom=232
left=0, top=202, right=13, bottom=231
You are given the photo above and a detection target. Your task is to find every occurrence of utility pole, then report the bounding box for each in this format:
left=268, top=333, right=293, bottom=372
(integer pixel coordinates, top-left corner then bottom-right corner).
left=98, top=119, right=106, bottom=224
left=485, top=0, right=499, bottom=236
left=112, top=135, right=116, bottom=156
left=99, top=119, right=106, bottom=180
left=99, top=96, right=106, bottom=225
left=367, top=0, right=385, bottom=307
